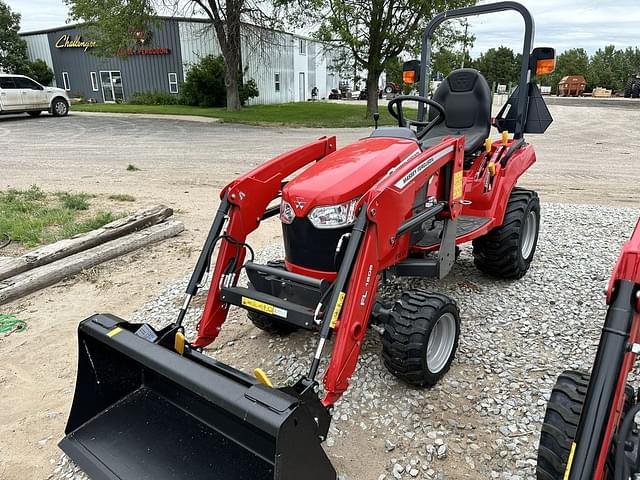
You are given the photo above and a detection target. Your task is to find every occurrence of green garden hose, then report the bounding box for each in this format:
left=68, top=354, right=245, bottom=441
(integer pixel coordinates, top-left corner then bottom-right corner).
left=0, top=314, right=26, bottom=334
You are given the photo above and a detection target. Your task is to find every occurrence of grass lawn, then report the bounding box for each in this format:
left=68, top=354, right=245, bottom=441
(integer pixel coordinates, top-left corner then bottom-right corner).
left=0, top=186, right=118, bottom=247
left=72, top=102, right=411, bottom=128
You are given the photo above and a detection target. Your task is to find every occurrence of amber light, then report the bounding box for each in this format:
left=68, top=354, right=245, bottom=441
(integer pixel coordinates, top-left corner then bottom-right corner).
left=403, top=70, right=416, bottom=84
left=536, top=58, right=556, bottom=75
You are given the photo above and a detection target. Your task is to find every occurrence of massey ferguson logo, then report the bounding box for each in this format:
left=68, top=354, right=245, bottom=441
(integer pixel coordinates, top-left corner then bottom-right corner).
left=294, top=197, right=306, bottom=209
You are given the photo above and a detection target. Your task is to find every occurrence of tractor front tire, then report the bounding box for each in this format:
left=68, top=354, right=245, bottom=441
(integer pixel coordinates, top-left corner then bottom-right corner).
left=537, top=370, right=589, bottom=480
left=472, top=187, right=540, bottom=279
left=382, top=290, right=460, bottom=387
left=247, top=310, right=298, bottom=336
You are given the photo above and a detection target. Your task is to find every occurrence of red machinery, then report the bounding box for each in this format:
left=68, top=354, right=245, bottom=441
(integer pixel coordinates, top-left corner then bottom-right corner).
left=537, top=218, right=640, bottom=479
left=59, top=2, right=556, bottom=479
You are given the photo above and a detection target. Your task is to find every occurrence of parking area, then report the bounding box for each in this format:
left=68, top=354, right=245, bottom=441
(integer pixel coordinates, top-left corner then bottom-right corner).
left=0, top=104, right=639, bottom=480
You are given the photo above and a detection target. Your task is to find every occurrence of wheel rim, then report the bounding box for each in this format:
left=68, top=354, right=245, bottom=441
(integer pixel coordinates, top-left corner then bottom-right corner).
left=426, top=312, right=457, bottom=373
left=55, top=101, right=67, bottom=115
left=520, top=210, right=537, bottom=259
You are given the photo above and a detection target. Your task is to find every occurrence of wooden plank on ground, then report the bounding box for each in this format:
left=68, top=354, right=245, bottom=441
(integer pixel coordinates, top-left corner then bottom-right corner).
left=0, top=205, right=173, bottom=282
left=0, top=220, right=184, bottom=305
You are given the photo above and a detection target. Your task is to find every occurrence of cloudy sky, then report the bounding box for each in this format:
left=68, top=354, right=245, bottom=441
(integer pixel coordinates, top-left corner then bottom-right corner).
left=6, top=0, right=640, bottom=56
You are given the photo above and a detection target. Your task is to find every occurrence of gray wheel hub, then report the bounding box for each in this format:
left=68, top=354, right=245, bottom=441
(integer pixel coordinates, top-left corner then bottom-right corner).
left=521, top=210, right=537, bottom=259
left=54, top=101, right=67, bottom=115
left=426, top=312, right=457, bottom=373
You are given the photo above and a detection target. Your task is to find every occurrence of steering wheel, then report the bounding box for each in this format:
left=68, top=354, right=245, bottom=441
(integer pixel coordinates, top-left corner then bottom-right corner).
left=387, top=95, right=446, bottom=137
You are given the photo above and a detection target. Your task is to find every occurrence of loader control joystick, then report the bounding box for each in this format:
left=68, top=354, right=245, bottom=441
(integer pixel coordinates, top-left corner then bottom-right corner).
left=387, top=95, right=446, bottom=138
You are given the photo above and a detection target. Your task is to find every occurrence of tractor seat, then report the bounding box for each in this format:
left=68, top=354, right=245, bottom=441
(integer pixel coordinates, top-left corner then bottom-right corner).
left=422, top=68, right=491, bottom=155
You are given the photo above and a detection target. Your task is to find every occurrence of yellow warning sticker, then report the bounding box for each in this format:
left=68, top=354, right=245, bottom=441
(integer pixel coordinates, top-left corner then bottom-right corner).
left=453, top=170, right=463, bottom=199
left=329, top=292, right=346, bottom=329
left=242, top=296, right=274, bottom=315
left=107, top=327, right=123, bottom=337
left=563, top=442, right=576, bottom=480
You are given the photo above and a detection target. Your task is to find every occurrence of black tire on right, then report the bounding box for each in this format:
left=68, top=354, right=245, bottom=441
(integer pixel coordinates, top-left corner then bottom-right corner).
left=51, top=98, right=69, bottom=117
left=632, top=82, right=640, bottom=99
left=472, top=187, right=540, bottom=279
left=624, top=78, right=633, bottom=98
left=536, top=370, right=589, bottom=480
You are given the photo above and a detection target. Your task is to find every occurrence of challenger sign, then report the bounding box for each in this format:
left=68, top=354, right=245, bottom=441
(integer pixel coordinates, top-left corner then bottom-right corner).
left=55, top=35, right=97, bottom=51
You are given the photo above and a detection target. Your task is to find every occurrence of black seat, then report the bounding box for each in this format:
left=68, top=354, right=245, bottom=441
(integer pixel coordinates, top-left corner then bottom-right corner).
left=422, top=68, right=491, bottom=154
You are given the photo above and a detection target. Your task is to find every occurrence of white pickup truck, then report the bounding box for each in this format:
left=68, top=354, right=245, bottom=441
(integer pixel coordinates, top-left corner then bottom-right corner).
left=0, top=74, right=70, bottom=117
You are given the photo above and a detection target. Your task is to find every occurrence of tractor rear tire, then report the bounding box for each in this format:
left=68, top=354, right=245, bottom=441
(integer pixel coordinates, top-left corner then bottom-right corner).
left=472, top=187, right=540, bottom=279
left=624, top=78, right=633, bottom=98
left=537, top=370, right=589, bottom=480
left=632, top=82, right=640, bottom=99
left=247, top=310, right=299, bottom=336
left=381, top=290, right=460, bottom=387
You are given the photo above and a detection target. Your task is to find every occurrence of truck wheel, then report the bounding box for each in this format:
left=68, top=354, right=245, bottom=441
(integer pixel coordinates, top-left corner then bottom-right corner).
left=27, top=111, right=42, bottom=117
left=472, top=187, right=540, bottom=279
left=381, top=290, right=460, bottom=387
left=51, top=98, right=69, bottom=117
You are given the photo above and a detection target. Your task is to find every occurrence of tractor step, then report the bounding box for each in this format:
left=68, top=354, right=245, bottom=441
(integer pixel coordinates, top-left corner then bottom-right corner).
left=220, top=286, right=316, bottom=330
left=417, top=215, right=491, bottom=248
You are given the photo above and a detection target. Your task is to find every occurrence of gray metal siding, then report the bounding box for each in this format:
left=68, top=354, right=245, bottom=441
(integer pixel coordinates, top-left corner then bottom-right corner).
left=46, top=20, right=184, bottom=102
left=178, top=21, right=222, bottom=72
left=307, top=42, right=316, bottom=94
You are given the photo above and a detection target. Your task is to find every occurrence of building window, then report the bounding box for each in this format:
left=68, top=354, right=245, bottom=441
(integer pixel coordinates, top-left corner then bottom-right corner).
left=90, top=72, right=99, bottom=91
left=274, top=73, right=280, bottom=92
left=62, top=72, right=70, bottom=91
left=299, top=38, right=306, bottom=55
left=168, top=72, right=178, bottom=94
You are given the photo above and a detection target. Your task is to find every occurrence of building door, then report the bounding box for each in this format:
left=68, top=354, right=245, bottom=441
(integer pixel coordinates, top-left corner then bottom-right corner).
left=298, top=72, right=305, bottom=101
left=100, top=71, right=125, bottom=103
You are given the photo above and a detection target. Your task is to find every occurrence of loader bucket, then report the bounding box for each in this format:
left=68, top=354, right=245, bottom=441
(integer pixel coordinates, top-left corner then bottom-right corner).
left=59, top=314, right=336, bottom=480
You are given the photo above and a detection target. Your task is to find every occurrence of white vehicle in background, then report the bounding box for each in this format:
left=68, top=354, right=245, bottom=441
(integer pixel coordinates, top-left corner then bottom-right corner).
left=0, top=74, right=70, bottom=117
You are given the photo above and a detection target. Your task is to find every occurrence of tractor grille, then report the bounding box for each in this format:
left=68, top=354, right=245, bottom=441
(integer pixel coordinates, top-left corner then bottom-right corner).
left=282, top=218, right=350, bottom=272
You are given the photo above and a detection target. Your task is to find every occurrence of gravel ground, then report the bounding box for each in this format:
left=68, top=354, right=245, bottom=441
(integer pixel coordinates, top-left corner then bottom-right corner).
left=50, top=203, right=639, bottom=480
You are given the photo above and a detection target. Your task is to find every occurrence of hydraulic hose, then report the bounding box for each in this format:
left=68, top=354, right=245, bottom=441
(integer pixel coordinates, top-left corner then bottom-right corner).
left=615, top=403, right=640, bottom=480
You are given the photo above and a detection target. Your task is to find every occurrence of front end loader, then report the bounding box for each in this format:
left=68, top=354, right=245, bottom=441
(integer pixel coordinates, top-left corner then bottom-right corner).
left=537, top=218, right=640, bottom=480
left=60, top=2, right=556, bottom=479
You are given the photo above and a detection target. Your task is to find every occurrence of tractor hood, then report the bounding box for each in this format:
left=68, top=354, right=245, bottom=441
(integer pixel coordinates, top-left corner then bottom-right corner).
left=282, top=136, right=420, bottom=217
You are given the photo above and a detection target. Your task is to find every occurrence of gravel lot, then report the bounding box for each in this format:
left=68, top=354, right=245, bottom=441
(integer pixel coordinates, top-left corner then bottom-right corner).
left=49, top=203, right=639, bottom=480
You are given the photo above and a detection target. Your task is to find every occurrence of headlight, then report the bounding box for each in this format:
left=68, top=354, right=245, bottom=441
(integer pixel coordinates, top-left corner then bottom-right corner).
left=308, top=199, right=358, bottom=229
left=280, top=201, right=295, bottom=224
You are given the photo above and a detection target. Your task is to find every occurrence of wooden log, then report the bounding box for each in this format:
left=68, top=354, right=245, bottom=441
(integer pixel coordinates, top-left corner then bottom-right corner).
left=0, top=220, right=184, bottom=305
left=0, top=205, right=173, bottom=282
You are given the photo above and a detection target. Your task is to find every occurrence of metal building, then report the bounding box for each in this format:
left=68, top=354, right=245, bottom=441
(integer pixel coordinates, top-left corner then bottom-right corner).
left=20, top=18, right=341, bottom=105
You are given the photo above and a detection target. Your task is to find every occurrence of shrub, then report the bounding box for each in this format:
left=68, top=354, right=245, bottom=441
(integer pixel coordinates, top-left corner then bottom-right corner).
left=181, top=55, right=259, bottom=107
left=128, top=91, right=181, bottom=105
left=28, top=59, right=54, bottom=86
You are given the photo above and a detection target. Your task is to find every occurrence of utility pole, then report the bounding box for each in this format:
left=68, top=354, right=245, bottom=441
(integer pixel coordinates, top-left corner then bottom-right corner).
left=461, top=20, right=469, bottom=69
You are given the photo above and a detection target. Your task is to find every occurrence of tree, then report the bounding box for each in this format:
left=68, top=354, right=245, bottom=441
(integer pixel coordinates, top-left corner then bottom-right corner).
left=27, top=59, right=54, bottom=85
left=0, top=1, right=30, bottom=74
left=471, top=46, right=520, bottom=88
left=283, top=0, right=474, bottom=117
left=66, top=0, right=269, bottom=111
left=588, top=45, right=618, bottom=90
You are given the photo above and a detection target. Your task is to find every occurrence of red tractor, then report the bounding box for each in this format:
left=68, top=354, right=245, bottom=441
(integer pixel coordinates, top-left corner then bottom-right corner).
left=537, top=218, right=640, bottom=479
left=59, top=2, right=556, bottom=479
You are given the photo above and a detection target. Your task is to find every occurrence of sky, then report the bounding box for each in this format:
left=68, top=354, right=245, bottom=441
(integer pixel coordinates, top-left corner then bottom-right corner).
left=6, top=0, right=640, bottom=56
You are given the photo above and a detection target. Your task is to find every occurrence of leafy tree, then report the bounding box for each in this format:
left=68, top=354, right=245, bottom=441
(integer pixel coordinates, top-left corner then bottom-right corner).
left=588, top=45, right=618, bottom=90
left=66, top=0, right=269, bottom=111
left=0, top=1, right=30, bottom=74
left=181, top=54, right=258, bottom=107
left=281, top=0, right=474, bottom=117
left=471, top=46, right=520, bottom=88
left=26, top=59, right=54, bottom=86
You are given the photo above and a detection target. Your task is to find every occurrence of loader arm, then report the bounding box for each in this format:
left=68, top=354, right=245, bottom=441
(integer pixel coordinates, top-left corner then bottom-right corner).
left=193, top=136, right=337, bottom=347
left=322, top=137, right=465, bottom=404
left=566, top=218, right=640, bottom=480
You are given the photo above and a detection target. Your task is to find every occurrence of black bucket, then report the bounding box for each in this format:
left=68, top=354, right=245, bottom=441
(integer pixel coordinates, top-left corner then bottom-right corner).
left=59, top=314, right=337, bottom=480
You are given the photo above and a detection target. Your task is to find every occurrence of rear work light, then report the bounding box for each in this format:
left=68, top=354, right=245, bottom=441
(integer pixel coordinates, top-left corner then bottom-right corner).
left=308, top=199, right=358, bottom=229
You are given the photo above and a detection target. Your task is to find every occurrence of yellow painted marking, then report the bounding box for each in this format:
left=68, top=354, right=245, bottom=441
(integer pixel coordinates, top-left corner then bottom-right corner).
left=106, top=327, right=123, bottom=337
left=254, top=368, right=273, bottom=388
left=488, top=162, right=496, bottom=177
left=502, top=130, right=510, bottom=146
left=242, top=296, right=274, bottom=315
left=174, top=331, right=185, bottom=355
left=484, top=138, right=492, bottom=153
left=453, top=170, right=463, bottom=199
left=329, top=292, right=346, bottom=329
left=563, top=442, right=577, bottom=480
